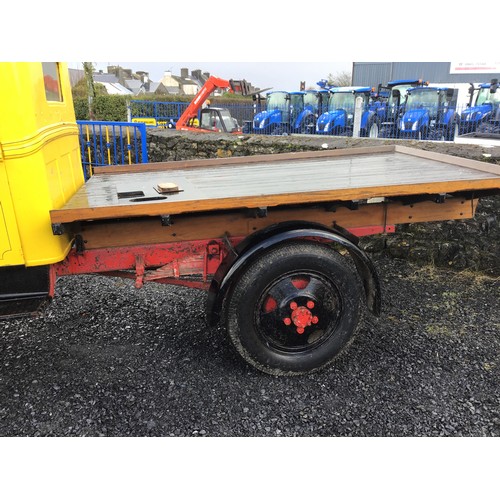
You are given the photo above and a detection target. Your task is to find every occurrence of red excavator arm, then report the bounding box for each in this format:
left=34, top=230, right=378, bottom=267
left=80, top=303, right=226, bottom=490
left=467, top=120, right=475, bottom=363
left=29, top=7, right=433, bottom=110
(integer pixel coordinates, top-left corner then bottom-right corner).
left=176, top=76, right=235, bottom=132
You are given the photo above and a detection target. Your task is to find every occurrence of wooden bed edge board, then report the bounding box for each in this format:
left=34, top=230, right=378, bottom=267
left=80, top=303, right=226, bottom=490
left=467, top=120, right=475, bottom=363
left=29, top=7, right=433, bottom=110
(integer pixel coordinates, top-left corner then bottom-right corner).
left=71, top=197, right=478, bottom=251
left=91, top=145, right=397, bottom=175
left=49, top=178, right=500, bottom=225
left=393, top=145, right=500, bottom=176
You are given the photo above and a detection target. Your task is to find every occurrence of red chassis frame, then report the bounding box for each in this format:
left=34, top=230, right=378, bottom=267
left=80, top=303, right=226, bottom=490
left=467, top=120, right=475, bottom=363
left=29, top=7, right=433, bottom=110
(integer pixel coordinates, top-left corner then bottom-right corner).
left=49, top=225, right=394, bottom=296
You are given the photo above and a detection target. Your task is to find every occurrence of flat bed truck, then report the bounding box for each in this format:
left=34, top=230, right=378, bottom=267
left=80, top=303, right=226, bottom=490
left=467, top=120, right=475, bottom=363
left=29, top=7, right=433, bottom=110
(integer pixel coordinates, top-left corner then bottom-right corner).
left=2, top=63, right=500, bottom=375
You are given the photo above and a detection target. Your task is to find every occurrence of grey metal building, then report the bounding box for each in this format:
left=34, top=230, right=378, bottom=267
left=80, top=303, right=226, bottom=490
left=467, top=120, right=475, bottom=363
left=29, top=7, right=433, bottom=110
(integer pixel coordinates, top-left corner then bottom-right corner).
left=352, top=62, right=500, bottom=86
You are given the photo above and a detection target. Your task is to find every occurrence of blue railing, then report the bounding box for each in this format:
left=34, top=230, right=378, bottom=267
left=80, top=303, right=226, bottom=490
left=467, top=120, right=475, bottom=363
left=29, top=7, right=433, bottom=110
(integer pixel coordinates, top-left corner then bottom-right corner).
left=77, top=121, right=149, bottom=179
left=130, top=100, right=188, bottom=127
left=130, top=100, right=257, bottom=129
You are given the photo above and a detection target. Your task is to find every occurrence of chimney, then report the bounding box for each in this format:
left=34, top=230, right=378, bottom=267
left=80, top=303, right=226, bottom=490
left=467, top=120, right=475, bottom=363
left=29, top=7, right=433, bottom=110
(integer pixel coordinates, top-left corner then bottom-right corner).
left=137, top=71, right=149, bottom=83
left=181, top=67, right=189, bottom=78
left=164, top=70, right=172, bottom=78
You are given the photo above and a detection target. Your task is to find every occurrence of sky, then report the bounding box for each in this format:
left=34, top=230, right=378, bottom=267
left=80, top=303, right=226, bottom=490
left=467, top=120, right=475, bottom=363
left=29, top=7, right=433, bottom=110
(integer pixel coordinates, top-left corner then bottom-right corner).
left=68, top=61, right=352, bottom=92
left=11, top=2, right=496, bottom=94
left=13, top=2, right=496, bottom=86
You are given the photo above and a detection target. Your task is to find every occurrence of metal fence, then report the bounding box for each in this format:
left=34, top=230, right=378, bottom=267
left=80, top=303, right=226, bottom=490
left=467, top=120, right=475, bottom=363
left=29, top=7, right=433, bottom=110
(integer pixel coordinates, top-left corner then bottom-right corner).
left=129, top=101, right=187, bottom=128
left=77, top=121, right=149, bottom=179
left=130, top=92, right=499, bottom=141
left=129, top=100, right=256, bottom=130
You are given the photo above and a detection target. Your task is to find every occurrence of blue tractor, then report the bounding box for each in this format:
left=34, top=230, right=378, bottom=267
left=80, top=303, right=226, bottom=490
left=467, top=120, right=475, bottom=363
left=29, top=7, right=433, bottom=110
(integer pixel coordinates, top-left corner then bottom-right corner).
left=252, top=90, right=319, bottom=135
left=397, top=86, right=459, bottom=141
left=460, top=79, right=500, bottom=135
left=300, top=89, right=330, bottom=134
left=315, top=86, right=380, bottom=137
left=377, top=79, right=428, bottom=138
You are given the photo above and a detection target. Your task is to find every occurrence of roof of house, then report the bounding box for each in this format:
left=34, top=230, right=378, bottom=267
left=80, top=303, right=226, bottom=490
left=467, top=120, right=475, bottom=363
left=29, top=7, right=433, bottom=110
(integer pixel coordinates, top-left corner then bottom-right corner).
left=93, top=73, right=120, bottom=84
left=100, top=82, right=134, bottom=95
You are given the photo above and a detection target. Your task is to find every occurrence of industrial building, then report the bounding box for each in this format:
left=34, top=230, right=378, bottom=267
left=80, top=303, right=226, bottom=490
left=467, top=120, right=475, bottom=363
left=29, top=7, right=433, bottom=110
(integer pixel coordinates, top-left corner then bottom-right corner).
left=352, top=62, right=500, bottom=86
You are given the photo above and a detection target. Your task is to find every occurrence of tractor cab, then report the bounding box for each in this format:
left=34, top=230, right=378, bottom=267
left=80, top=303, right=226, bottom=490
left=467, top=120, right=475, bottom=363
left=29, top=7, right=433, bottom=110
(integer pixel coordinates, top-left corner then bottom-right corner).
left=252, top=91, right=290, bottom=135
left=475, top=79, right=500, bottom=136
left=461, top=79, right=500, bottom=134
left=252, top=91, right=312, bottom=135
left=199, top=107, right=241, bottom=133
left=398, top=86, right=459, bottom=140
left=315, top=86, right=376, bottom=136
left=378, top=79, right=428, bottom=138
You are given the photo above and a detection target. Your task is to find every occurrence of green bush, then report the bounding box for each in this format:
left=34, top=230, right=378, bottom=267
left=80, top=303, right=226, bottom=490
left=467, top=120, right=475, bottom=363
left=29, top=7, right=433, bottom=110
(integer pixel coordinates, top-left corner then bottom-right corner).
left=92, top=95, right=128, bottom=121
left=73, top=95, right=128, bottom=121
left=73, top=98, right=90, bottom=120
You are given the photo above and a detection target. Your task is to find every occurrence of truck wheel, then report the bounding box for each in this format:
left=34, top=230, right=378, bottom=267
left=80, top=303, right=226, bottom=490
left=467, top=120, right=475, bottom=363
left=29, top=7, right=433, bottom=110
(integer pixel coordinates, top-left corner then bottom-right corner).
left=225, top=241, right=362, bottom=375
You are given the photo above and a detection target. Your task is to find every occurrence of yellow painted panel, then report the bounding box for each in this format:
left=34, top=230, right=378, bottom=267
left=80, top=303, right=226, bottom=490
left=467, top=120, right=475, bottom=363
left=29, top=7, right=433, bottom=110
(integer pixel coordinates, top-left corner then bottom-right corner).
left=0, top=165, right=24, bottom=265
left=132, top=117, right=156, bottom=126
left=0, top=62, right=85, bottom=266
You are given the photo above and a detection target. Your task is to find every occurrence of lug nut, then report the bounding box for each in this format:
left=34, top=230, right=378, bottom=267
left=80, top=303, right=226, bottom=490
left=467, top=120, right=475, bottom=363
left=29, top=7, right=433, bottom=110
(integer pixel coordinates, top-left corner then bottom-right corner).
left=283, top=318, right=292, bottom=326
left=307, top=300, right=315, bottom=309
left=290, top=301, right=298, bottom=310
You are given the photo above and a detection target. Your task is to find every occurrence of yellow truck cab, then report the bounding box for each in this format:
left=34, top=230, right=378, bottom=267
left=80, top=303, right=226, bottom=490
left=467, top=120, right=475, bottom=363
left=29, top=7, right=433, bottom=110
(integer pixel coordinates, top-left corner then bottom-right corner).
left=0, top=62, right=84, bottom=316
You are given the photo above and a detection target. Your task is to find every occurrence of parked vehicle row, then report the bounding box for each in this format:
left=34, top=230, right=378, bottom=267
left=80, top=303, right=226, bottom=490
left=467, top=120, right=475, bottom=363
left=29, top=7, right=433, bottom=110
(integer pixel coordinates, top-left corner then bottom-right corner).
left=129, top=77, right=500, bottom=142
left=249, top=78, right=500, bottom=141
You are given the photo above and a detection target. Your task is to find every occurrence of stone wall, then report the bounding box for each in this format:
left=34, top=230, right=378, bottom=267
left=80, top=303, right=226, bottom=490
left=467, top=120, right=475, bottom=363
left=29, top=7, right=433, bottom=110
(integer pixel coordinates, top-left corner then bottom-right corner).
left=147, top=129, right=500, bottom=275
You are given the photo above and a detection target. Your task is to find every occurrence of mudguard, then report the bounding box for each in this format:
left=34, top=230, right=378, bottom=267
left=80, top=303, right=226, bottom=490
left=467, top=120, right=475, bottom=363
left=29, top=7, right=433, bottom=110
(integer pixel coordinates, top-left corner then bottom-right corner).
left=253, top=109, right=282, bottom=131
left=206, top=221, right=381, bottom=326
left=316, top=109, right=347, bottom=133
left=294, top=109, right=314, bottom=130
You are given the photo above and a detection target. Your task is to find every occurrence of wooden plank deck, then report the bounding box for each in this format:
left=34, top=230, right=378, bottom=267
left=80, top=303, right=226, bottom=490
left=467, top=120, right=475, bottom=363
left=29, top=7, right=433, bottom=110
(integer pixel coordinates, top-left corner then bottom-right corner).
left=50, top=145, right=500, bottom=224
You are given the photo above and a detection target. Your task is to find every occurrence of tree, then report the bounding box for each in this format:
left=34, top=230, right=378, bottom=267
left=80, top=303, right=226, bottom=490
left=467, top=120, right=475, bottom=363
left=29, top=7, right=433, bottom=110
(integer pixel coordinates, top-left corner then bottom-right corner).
left=83, top=62, right=97, bottom=119
left=327, top=70, right=352, bottom=87
left=71, top=78, right=107, bottom=99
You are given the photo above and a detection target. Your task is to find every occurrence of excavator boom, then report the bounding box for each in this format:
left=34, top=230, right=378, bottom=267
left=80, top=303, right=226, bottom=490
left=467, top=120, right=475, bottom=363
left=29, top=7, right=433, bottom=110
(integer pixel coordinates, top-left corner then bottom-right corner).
left=176, top=76, right=234, bottom=132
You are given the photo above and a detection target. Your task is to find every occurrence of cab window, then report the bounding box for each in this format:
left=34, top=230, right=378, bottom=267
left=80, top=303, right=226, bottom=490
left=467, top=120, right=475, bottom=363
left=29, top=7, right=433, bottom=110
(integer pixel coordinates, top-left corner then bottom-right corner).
left=42, top=62, right=62, bottom=102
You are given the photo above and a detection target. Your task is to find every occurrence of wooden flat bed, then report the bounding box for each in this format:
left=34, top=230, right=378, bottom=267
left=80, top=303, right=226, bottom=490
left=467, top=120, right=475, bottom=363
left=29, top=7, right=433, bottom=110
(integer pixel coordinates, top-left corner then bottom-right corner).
left=51, top=145, right=500, bottom=225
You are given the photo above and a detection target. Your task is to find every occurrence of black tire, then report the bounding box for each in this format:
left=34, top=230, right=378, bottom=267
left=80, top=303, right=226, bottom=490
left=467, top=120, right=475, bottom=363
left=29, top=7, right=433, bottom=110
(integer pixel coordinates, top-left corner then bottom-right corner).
left=271, top=124, right=288, bottom=136
left=417, top=127, right=428, bottom=141
left=300, top=116, right=316, bottom=134
left=225, top=241, right=362, bottom=375
left=366, top=120, right=379, bottom=138
left=446, top=121, right=459, bottom=141
left=361, top=120, right=379, bottom=139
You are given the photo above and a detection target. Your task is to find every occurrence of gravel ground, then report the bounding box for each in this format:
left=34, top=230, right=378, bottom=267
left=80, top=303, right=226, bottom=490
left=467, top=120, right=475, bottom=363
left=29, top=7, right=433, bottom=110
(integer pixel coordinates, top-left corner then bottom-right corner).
left=0, top=255, right=499, bottom=437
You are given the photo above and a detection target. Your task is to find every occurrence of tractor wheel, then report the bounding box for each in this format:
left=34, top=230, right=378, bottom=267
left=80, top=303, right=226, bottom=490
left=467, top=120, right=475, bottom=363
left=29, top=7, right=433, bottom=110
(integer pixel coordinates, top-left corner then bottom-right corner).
left=446, top=121, right=459, bottom=141
left=225, top=241, right=362, bottom=375
left=271, top=124, right=288, bottom=136
left=367, top=120, right=379, bottom=138
left=417, top=128, right=428, bottom=141
left=300, top=116, right=316, bottom=134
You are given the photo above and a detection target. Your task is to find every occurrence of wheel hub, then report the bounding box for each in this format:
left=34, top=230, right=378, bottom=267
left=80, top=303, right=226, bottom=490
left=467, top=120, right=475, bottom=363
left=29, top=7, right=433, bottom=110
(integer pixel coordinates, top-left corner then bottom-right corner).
left=283, top=300, right=319, bottom=334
